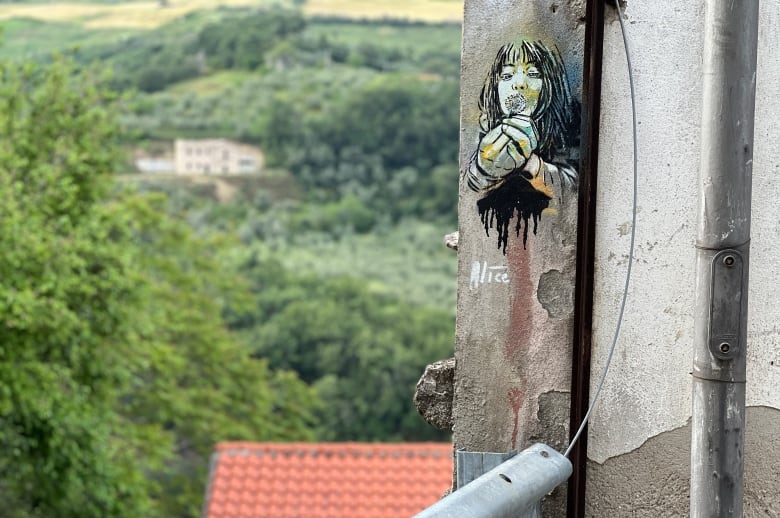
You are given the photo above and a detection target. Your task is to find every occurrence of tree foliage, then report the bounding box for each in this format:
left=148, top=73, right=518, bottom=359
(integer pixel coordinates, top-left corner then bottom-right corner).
left=79, top=7, right=307, bottom=93
left=280, top=75, right=460, bottom=223
left=110, top=13, right=461, bottom=225
left=230, top=255, right=453, bottom=442
left=195, top=8, right=306, bottom=70
left=0, top=12, right=464, bottom=513
left=0, top=59, right=318, bottom=518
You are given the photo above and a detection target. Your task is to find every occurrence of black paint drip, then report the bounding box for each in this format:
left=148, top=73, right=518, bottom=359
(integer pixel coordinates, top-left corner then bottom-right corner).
left=476, top=174, right=552, bottom=254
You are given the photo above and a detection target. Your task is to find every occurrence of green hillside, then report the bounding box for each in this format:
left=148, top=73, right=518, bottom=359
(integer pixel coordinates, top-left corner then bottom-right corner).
left=0, top=0, right=463, bottom=29
left=0, top=4, right=462, bottom=516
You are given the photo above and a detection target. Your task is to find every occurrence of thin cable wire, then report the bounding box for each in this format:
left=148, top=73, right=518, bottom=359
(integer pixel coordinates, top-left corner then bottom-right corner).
left=564, top=0, right=638, bottom=459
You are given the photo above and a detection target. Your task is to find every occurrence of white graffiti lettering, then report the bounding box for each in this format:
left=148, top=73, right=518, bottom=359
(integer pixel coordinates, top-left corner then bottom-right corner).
left=470, top=261, right=510, bottom=289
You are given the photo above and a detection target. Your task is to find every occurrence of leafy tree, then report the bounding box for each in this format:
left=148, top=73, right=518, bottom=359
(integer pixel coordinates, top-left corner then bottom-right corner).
left=346, top=42, right=406, bottom=71
left=117, top=195, right=320, bottom=517
left=232, top=256, right=453, bottom=442
left=135, top=57, right=201, bottom=93
left=72, top=8, right=306, bottom=93
left=0, top=59, right=318, bottom=517
left=280, top=74, right=460, bottom=223
left=193, top=8, right=306, bottom=70
left=254, top=95, right=304, bottom=166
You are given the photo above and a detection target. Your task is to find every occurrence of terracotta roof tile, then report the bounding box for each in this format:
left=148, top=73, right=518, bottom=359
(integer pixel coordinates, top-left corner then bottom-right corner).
left=203, top=442, right=452, bottom=518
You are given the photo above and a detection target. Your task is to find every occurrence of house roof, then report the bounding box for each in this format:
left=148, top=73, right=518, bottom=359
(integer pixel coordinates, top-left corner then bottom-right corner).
left=203, top=442, right=453, bottom=518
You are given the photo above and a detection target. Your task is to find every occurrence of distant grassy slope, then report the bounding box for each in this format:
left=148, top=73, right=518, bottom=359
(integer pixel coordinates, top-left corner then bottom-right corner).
left=0, top=0, right=462, bottom=29
left=115, top=13, right=461, bottom=139
left=0, top=18, right=138, bottom=59
left=124, top=175, right=458, bottom=311
left=0, top=5, right=462, bottom=313
left=118, top=173, right=301, bottom=202
left=0, top=6, right=230, bottom=59
left=122, top=64, right=384, bottom=140
left=304, top=19, right=461, bottom=62
left=305, top=0, right=462, bottom=23
left=243, top=221, right=458, bottom=312
left=0, top=0, right=285, bottom=29
left=164, top=70, right=253, bottom=96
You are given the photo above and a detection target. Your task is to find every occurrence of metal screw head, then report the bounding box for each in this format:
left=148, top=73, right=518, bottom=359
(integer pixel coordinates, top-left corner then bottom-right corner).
left=719, top=342, right=731, bottom=354
left=723, top=255, right=735, bottom=267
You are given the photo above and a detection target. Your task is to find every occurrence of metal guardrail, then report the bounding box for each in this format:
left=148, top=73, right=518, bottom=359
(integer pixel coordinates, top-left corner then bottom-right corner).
left=414, top=444, right=572, bottom=518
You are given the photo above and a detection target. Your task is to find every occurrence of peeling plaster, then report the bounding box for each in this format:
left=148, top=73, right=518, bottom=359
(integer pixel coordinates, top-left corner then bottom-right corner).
left=587, top=407, right=780, bottom=517
left=537, top=270, right=573, bottom=319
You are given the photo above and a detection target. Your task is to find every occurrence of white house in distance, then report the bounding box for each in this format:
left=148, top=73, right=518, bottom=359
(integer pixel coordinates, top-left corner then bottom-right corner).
left=173, top=138, right=264, bottom=175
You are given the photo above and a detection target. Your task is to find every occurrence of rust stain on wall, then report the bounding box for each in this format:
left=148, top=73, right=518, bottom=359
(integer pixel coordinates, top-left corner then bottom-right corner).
left=506, top=239, right=535, bottom=362
left=505, top=239, right=535, bottom=448
left=508, top=387, right=525, bottom=450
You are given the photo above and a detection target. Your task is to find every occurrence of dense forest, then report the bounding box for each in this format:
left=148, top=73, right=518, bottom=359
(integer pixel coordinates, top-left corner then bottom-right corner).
left=0, top=3, right=461, bottom=516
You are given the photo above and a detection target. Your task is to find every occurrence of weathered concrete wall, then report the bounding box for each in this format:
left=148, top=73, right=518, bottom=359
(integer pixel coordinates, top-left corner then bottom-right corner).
left=588, top=1, right=780, bottom=513
left=454, top=1, right=780, bottom=514
left=586, top=407, right=780, bottom=517
left=453, top=0, right=585, bottom=484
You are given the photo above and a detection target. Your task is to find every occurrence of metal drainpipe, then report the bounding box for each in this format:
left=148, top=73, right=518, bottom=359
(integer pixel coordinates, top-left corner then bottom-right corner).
left=691, top=1, right=759, bottom=516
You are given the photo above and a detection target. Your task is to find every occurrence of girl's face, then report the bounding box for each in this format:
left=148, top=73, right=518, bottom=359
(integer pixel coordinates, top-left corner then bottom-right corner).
left=497, top=59, right=543, bottom=117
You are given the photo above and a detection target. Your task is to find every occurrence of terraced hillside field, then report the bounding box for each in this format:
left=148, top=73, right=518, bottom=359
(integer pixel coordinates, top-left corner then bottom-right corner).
left=0, top=0, right=463, bottom=29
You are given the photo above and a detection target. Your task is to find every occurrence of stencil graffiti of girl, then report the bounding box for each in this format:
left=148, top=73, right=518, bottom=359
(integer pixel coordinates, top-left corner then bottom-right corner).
left=466, top=39, right=580, bottom=254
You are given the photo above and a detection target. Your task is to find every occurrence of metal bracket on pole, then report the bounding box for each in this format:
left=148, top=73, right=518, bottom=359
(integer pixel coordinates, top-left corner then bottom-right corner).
left=708, top=248, right=745, bottom=363
left=692, top=242, right=750, bottom=385
left=414, top=444, right=572, bottom=518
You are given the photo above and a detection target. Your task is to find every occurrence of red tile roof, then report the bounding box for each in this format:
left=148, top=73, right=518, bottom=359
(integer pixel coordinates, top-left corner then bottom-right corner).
left=203, top=442, right=453, bottom=518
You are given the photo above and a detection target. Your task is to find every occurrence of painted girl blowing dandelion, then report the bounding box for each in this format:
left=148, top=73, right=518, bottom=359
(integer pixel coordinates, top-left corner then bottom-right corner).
left=466, top=38, right=580, bottom=254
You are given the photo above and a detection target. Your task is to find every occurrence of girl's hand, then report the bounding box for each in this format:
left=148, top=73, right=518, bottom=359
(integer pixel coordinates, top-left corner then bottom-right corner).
left=476, top=116, right=539, bottom=179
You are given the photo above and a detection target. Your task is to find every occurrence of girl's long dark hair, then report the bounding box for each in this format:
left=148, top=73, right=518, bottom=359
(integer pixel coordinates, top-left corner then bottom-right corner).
left=478, top=40, right=578, bottom=160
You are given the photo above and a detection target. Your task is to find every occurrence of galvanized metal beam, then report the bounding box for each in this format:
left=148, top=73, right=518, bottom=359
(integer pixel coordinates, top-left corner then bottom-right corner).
left=415, top=444, right=572, bottom=518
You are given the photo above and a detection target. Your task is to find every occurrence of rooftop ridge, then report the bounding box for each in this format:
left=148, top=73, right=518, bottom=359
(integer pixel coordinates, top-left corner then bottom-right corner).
left=215, top=441, right=452, bottom=452
left=204, top=442, right=453, bottom=518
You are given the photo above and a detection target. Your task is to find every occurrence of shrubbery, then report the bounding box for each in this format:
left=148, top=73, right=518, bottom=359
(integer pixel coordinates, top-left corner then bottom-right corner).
left=0, top=58, right=317, bottom=518
left=1, top=12, right=463, bottom=514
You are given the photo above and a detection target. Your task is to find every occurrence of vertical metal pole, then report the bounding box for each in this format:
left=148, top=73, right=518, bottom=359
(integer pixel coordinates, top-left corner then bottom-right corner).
left=568, top=0, right=605, bottom=516
left=691, top=1, right=759, bottom=516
